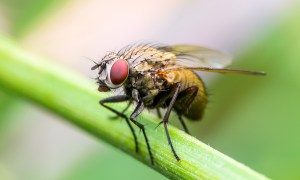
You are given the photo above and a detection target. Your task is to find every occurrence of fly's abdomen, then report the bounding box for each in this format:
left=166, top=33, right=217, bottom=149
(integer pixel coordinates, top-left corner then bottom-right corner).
left=185, top=87, right=207, bottom=120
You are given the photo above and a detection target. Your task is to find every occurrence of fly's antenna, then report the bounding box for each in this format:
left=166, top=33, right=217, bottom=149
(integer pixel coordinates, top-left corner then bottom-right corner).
left=91, top=63, right=100, bottom=70
left=84, top=56, right=101, bottom=70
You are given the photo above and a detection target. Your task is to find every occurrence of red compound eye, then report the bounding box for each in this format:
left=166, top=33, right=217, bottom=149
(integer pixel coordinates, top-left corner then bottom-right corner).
left=110, top=59, right=129, bottom=85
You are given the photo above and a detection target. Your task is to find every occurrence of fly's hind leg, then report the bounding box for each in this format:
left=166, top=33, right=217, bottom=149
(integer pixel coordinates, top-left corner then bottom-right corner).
left=176, top=113, right=189, bottom=134
left=174, top=86, right=199, bottom=134
left=162, top=82, right=182, bottom=161
left=156, top=108, right=162, bottom=119
left=99, top=95, right=139, bottom=153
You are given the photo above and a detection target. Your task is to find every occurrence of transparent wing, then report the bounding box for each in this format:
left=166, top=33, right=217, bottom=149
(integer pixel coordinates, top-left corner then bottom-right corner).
left=162, top=66, right=266, bottom=75
left=157, top=45, right=265, bottom=75
left=159, top=45, right=232, bottom=68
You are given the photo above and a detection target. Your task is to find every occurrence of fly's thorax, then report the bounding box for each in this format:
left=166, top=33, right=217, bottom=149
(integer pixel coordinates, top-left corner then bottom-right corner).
left=126, top=69, right=170, bottom=106
left=127, top=46, right=176, bottom=72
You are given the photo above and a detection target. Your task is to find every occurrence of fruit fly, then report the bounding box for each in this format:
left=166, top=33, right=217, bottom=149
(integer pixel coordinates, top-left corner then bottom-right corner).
left=91, top=43, right=265, bottom=165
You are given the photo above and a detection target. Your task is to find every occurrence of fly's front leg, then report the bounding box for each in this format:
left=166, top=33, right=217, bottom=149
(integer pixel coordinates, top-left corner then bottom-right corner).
left=162, top=82, right=182, bottom=161
left=110, top=100, right=132, bottom=119
left=100, top=95, right=139, bottom=153
left=129, top=100, right=154, bottom=165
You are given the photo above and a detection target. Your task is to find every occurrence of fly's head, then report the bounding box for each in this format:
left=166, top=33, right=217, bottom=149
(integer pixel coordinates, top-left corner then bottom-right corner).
left=91, top=53, right=129, bottom=92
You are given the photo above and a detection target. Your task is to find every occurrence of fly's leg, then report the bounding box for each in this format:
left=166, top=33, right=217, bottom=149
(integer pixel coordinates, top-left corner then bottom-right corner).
left=110, top=100, right=132, bottom=119
left=162, top=82, right=182, bottom=161
left=129, top=101, right=154, bottom=165
left=176, top=113, right=189, bottom=134
left=99, top=95, right=139, bottom=153
left=174, top=86, right=199, bottom=134
left=156, top=108, right=162, bottom=118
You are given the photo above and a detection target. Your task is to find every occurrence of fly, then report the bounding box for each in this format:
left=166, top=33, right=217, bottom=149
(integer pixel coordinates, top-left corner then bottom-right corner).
left=91, top=43, right=266, bottom=165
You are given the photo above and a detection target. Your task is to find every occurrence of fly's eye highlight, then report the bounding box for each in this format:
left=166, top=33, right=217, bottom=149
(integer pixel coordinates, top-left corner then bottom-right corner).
left=109, top=59, right=129, bottom=85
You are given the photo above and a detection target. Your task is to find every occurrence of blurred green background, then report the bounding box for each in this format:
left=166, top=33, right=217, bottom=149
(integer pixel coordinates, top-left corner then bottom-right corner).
left=0, top=0, right=300, bottom=179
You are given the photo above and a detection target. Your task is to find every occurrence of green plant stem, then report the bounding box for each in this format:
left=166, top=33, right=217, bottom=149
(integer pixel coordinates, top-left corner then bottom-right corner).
left=0, top=35, right=268, bottom=180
